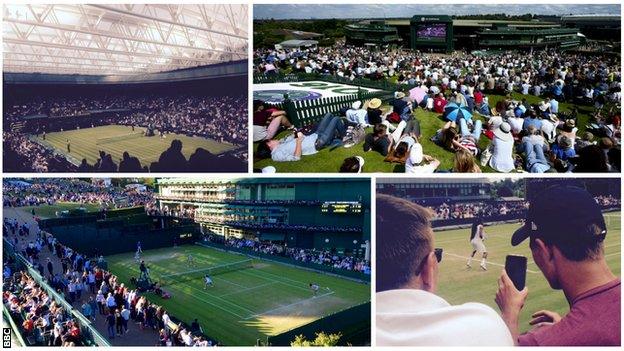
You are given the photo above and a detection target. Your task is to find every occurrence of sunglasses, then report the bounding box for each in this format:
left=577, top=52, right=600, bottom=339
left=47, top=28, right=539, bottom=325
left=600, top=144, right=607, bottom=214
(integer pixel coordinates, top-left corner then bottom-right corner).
left=415, top=248, right=443, bottom=276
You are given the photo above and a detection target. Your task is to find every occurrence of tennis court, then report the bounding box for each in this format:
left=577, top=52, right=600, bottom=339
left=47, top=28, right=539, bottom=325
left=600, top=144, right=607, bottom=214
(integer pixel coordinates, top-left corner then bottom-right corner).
left=434, top=211, right=621, bottom=333
left=106, top=244, right=370, bottom=345
left=34, top=125, right=236, bottom=167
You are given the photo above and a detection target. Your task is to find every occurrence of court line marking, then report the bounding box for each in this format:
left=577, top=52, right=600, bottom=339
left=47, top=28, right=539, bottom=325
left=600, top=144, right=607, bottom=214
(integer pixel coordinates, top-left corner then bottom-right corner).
left=163, top=283, right=247, bottom=319
left=184, top=284, right=259, bottom=315
left=604, top=252, right=621, bottom=258
left=243, top=291, right=335, bottom=320
left=444, top=252, right=539, bottom=273
left=218, top=281, right=275, bottom=298
left=238, top=270, right=311, bottom=293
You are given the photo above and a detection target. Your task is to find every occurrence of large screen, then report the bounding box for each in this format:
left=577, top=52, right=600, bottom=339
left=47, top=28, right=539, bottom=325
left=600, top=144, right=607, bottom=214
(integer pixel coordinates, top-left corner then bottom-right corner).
left=321, top=201, right=362, bottom=214
left=416, top=23, right=447, bottom=41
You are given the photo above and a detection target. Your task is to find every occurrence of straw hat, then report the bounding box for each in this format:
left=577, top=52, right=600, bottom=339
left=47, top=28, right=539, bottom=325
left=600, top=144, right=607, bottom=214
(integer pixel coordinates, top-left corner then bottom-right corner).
left=369, top=98, right=382, bottom=109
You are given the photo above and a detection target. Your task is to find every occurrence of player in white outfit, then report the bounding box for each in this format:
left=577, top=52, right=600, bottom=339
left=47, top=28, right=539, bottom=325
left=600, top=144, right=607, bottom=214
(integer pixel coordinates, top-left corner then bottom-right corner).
left=204, top=274, right=214, bottom=289
left=467, top=220, right=488, bottom=270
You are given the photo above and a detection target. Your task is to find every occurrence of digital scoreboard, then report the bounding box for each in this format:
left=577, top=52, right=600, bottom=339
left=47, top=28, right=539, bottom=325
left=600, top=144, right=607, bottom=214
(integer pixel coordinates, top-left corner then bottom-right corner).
left=321, top=201, right=362, bottom=214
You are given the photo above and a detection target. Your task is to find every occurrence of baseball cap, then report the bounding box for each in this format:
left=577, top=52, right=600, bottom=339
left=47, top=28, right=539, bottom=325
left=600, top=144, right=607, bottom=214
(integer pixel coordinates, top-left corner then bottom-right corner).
left=511, top=185, right=607, bottom=246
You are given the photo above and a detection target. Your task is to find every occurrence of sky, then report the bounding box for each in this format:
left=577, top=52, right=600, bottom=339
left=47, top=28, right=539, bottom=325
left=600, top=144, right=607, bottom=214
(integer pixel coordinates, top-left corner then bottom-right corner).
left=253, top=4, right=621, bottom=20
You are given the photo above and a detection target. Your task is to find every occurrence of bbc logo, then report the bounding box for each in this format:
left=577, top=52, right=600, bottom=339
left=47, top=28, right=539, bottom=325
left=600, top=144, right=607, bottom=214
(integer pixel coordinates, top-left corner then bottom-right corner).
left=2, top=328, right=10, bottom=348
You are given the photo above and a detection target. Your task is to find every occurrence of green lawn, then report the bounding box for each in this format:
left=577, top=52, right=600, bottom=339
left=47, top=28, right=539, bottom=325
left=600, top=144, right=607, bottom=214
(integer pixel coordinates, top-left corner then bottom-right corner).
left=16, top=202, right=102, bottom=219
left=34, top=125, right=236, bottom=167
left=434, top=211, right=621, bottom=333
left=253, top=93, right=595, bottom=173
left=107, top=245, right=370, bottom=345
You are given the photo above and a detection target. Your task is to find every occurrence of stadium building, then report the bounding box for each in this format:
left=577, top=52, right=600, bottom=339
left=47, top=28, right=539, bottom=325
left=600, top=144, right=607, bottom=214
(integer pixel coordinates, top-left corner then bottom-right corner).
left=345, top=15, right=605, bottom=51
left=156, top=178, right=372, bottom=259
left=344, top=21, right=402, bottom=47
left=377, top=178, right=495, bottom=203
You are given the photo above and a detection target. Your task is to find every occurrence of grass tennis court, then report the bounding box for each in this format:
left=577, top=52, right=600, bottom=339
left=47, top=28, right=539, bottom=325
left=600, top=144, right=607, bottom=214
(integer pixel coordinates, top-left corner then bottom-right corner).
left=34, top=125, right=236, bottom=167
left=106, top=244, right=370, bottom=345
left=16, top=202, right=101, bottom=219
left=253, top=92, right=595, bottom=173
left=434, top=211, right=621, bottom=333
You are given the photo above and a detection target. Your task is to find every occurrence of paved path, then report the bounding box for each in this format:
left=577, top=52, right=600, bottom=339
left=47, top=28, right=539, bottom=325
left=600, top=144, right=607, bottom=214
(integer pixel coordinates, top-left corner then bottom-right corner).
left=4, top=207, right=160, bottom=346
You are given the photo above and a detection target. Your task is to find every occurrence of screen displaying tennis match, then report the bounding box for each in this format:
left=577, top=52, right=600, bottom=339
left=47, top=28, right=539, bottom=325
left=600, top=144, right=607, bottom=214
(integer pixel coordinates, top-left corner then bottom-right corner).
left=321, top=201, right=362, bottom=214
left=416, top=23, right=447, bottom=41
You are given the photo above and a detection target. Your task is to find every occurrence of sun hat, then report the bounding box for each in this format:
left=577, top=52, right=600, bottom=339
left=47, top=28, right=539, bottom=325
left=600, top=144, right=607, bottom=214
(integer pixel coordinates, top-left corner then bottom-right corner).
left=493, top=122, right=512, bottom=141
left=394, top=91, right=406, bottom=99
left=369, top=98, right=382, bottom=109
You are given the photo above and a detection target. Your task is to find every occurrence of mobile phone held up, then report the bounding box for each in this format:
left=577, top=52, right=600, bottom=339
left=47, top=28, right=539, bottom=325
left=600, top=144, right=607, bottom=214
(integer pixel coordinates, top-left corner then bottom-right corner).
left=505, top=255, right=527, bottom=291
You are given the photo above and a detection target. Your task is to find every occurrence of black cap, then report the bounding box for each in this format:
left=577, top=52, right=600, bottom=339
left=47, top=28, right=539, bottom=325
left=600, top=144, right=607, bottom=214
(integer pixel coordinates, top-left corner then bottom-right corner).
left=511, top=185, right=607, bottom=246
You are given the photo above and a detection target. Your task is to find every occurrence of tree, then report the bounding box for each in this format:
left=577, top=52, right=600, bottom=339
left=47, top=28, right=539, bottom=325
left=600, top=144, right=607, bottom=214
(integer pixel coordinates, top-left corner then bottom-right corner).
left=291, top=332, right=342, bottom=346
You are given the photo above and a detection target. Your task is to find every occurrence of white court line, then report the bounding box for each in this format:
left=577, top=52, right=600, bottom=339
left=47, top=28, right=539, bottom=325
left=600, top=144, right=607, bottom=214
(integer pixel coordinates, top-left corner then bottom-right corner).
left=604, top=252, right=621, bottom=258
left=213, top=275, right=246, bottom=289
left=218, top=281, right=275, bottom=298
left=238, top=270, right=310, bottom=293
left=243, top=291, right=335, bottom=320
left=165, top=284, right=247, bottom=319
left=444, top=252, right=539, bottom=274
left=184, top=284, right=259, bottom=315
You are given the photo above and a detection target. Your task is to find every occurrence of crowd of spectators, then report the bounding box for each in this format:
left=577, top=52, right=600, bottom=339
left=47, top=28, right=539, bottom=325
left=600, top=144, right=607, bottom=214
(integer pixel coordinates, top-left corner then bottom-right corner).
left=3, top=217, right=218, bottom=347
left=223, top=220, right=362, bottom=233
left=3, top=269, right=84, bottom=346
left=2, top=179, right=154, bottom=210
left=429, top=201, right=529, bottom=220
left=255, top=45, right=620, bottom=173
left=224, top=237, right=370, bottom=273
left=4, top=94, right=247, bottom=172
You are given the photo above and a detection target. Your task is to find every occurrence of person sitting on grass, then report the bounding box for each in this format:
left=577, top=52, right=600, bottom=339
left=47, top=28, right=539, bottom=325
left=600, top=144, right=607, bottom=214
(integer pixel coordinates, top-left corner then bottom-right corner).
left=256, top=113, right=345, bottom=162
left=367, top=98, right=384, bottom=125
left=252, top=100, right=292, bottom=142
left=452, top=149, right=482, bottom=173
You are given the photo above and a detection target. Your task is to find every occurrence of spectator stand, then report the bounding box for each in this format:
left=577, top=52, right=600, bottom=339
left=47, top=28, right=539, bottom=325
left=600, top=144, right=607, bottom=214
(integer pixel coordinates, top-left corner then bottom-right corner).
left=196, top=241, right=370, bottom=283
left=3, top=237, right=111, bottom=347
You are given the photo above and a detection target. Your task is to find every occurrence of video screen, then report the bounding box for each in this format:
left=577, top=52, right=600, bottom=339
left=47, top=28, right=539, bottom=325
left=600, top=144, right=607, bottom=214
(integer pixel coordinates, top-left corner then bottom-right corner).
left=416, top=23, right=446, bottom=41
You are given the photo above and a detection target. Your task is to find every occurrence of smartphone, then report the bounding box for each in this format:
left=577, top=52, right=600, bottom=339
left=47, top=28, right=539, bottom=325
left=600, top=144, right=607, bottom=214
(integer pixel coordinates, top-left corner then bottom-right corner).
left=505, top=255, right=527, bottom=291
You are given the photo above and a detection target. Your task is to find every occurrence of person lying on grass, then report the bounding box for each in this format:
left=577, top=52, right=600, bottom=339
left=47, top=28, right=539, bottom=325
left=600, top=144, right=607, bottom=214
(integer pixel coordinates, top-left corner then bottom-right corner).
left=256, top=113, right=345, bottom=162
left=252, top=99, right=293, bottom=142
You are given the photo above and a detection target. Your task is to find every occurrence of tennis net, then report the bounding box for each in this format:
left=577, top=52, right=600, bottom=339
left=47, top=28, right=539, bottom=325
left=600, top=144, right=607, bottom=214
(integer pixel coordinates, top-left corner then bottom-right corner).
left=158, top=259, right=253, bottom=286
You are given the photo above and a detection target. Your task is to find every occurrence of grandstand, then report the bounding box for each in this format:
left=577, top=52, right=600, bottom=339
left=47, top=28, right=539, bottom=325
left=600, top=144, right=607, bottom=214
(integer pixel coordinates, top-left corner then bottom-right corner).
left=2, top=177, right=372, bottom=346
left=3, top=4, right=248, bottom=173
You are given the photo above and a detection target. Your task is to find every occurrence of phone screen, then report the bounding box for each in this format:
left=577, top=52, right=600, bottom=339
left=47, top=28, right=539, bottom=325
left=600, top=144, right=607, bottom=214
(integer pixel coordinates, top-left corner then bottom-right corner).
left=505, top=255, right=527, bottom=291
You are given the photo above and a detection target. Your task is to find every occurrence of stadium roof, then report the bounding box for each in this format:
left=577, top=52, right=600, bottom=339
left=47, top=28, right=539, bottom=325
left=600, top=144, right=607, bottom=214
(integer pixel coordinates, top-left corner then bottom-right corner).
left=3, top=4, right=248, bottom=75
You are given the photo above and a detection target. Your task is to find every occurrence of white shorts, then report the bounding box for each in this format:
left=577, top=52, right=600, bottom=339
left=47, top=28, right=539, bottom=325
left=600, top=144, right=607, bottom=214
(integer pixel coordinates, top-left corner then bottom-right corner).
left=471, top=239, right=486, bottom=252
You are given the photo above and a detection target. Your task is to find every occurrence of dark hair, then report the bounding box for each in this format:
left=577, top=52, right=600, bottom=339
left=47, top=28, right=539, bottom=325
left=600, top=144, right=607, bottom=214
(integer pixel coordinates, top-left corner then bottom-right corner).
left=574, top=145, right=608, bottom=173
left=377, top=194, right=433, bottom=292
left=393, top=141, right=409, bottom=158
left=253, top=100, right=265, bottom=111
left=538, top=223, right=605, bottom=261
left=339, top=157, right=360, bottom=173
left=256, top=141, right=272, bottom=159
left=373, top=123, right=387, bottom=137
left=442, top=127, right=458, bottom=149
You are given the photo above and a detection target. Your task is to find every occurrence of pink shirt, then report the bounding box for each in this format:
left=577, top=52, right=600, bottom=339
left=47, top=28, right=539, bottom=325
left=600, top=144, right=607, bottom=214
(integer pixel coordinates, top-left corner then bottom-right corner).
left=519, top=279, right=621, bottom=346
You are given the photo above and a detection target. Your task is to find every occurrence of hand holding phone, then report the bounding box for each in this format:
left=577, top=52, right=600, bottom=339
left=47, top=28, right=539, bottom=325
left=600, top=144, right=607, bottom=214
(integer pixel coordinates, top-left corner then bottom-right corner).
left=505, top=255, right=527, bottom=291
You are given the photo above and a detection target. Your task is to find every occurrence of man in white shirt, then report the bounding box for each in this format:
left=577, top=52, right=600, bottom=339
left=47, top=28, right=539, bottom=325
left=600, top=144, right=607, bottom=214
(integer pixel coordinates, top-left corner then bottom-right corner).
left=376, top=194, right=514, bottom=346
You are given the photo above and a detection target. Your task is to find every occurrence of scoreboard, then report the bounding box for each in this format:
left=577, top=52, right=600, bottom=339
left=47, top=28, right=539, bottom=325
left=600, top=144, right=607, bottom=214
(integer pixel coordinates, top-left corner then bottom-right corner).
left=321, top=201, right=362, bottom=214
